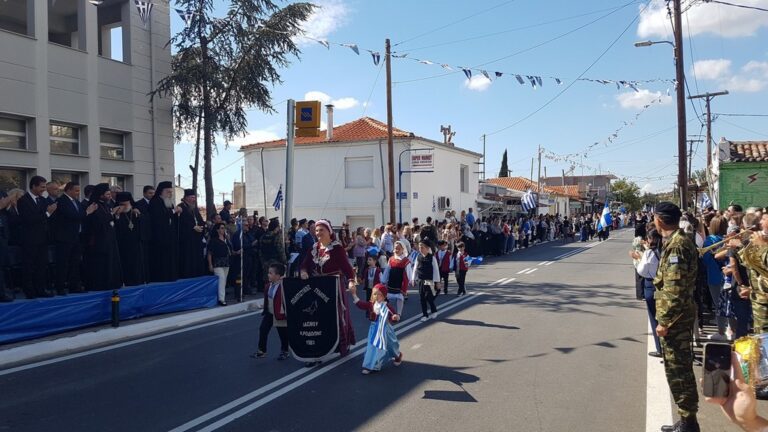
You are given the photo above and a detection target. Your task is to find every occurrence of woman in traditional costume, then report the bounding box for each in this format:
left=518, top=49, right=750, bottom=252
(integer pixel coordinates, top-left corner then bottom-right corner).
left=300, top=219, right=357, bottom=360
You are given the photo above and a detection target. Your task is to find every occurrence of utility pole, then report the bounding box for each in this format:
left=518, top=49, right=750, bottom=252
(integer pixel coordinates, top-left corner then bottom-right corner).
left=536, top=145, right=542, bottom=193
left=688, top=90, right=729, bottom=172
left=481, top=134, right=486, bottom=181
left=385, top=38, right=395, bottom=223
left=530, top=158, right=534, bottom=184
left=687, top=137, right=703, bottom=182
left=672, top=0, right=688, bottom=210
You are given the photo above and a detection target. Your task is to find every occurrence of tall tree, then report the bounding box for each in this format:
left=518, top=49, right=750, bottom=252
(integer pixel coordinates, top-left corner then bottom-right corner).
left=498, top=149, right=509, bottom=177
left=611, top=178, right=642, bottom=210
left=153, top=0, right=315, bottom=216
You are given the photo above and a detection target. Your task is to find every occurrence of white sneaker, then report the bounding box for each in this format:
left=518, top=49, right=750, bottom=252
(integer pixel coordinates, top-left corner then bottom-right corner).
left=431, top=312, right=438, bottom=319
left=420, top=316, right=429, bottom=322
left=708, top=333, right=727, bottom=341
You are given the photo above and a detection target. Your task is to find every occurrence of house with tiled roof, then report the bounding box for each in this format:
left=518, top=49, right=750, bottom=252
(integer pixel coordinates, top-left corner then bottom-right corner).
left=240, top=112, right=481, bottom=226
left=713, top=138, right=768, bottom=209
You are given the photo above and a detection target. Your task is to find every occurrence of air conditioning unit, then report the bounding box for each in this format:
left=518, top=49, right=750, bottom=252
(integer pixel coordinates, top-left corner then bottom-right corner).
left=437, top=196, right=451, bottom=210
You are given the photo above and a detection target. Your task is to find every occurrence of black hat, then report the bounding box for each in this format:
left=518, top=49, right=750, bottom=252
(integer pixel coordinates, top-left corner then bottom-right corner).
left=183, top=189, right=196, bottom=197
left=115, top=192, right=133, bottom=203
left=419, top=238, right=434, bottom=249
left=268, top=217, right=280, bottom=231
left=223, top=200, right=232, bottom=206
left=90, top=183, right=110, bottom=201
left=156, top=181, right=173, bottom=192
left=299, top=218, right=307, bottom=225
left=655, top=202, right=682, bottom=223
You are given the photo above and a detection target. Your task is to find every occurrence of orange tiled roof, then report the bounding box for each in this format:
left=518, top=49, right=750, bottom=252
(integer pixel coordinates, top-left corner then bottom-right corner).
left=726, top=139, right=768, bottom=162
left=487, top=177, right=581, bottom=198
left=240, top=117, right=413, bottom=150
left=548, top=185, right=581, bottom=199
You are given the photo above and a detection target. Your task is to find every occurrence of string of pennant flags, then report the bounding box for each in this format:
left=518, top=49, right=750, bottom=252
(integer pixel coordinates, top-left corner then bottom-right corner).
left=117, top=2, right=675, bottom=93
left=545, top=91, right=670, bottom=164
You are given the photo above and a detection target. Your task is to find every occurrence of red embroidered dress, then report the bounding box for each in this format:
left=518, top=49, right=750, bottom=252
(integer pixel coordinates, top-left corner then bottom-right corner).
left=301, top=241, right=357, bottom=356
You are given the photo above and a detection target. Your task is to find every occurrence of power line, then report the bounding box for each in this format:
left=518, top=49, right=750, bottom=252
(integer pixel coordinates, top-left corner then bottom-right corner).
left=702, top=0, right=768, bottom=12
left=393, top=0, right=636, bottom=85
left=718, top=118, right=768, bottom=138
left=714, top=113, right=768, bottom=117
left=395, top=3, right=642, bottom=53
left=393, top=0, right=518, bottom=47
left=213, top=156, right=245, bottom=175
left=360, top=61, right=385, bottom=117
left=484, top=1, right=650, bottom=137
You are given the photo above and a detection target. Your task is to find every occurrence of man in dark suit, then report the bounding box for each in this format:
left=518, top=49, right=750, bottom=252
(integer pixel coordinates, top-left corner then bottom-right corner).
left=52, top=182, right=96, bottom=294
left=134, top=185, right=154, bottom=214
left=18, top=176, right=58, bottom=298
left=45, top=181, right=61, bottom=206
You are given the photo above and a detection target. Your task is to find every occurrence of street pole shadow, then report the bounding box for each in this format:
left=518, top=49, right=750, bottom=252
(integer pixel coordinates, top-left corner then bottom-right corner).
left=423, top=383, right=478, bottom=403
left=439, top=318, right=520, bottom=331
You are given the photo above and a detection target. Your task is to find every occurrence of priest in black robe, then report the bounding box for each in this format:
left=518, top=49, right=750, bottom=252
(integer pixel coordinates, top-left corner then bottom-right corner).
left=177, top=189, right=205, bottom=279
left=148, top=181, right=180, bottom=283
left=114, top=192, right=145, bottom=287
left=83, top=183, right=122, bottom=291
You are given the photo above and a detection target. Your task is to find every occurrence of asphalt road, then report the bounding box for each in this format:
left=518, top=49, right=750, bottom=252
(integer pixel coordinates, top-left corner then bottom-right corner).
left=0, top=230, right=701, bottom=432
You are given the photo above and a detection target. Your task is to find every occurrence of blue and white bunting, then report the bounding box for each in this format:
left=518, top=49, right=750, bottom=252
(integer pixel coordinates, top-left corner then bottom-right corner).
left=370, top=51, right=381, bottom=66
left=175, top=9, right=194, bottom=27
left=462, top=68, right=472, bottom=79
left=135, top=0, right=153, bottom=27
left=341, top=43, right=359, bottom=55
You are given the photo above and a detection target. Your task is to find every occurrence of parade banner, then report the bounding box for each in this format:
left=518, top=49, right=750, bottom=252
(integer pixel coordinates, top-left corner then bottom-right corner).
left=283, top=276, right=340, bottom=361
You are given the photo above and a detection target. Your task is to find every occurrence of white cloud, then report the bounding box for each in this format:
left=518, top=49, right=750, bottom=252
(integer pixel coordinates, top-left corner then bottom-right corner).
left=693, top=58, right=768, bottom=93
left=638, top=0, right=768, bottom=39
left=331, top=97, right=359, bottom=110
left=691, top=59, right=732, bottom=80
left=303, top=91, right=360, bottom=110
left=464, top=75, right=492, bottom=92
left=304, top=91, right=332, bottom=104
left=298, top=0, right=349, bottom=45
left=230, top=128, right=281, bottom=147
left=615, top=89, right=671, bottom=110
left=640, top=183, right=654, bottom=194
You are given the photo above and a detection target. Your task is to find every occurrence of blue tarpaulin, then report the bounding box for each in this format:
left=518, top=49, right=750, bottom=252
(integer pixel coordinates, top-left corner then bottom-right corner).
left=0, top=276, right=218, bottom=345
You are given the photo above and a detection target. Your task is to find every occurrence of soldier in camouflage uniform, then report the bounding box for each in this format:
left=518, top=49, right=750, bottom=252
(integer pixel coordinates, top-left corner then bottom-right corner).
left=653, top=202, right=700, bottom=432
left=259, top=218, right=286, bottom=287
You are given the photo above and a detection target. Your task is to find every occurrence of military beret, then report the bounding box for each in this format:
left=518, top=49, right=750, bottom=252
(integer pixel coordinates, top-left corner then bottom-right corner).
left=655, top=202, right=682, bottom=220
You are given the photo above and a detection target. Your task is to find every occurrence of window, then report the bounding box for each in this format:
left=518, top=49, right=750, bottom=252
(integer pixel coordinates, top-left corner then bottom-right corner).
left=460, top=165, right=469, bottom=193
left=50, top=123, right=80, bottom=155
left=0, top=168, right=25, bottom=192
left=51, top=171, right=80, bottom=186
left=49, top=0, right=84, bottom=49
left=0, top=116, right=26, bottom=150
left=102, top=175, right=125, bottom=190
left=344, top=157, right=374, bottom=189
left=100, top=130, right=125, bottom=160
left=0, top=0, right=32, bottom=36
left=97, top=2, right=128, bottom=62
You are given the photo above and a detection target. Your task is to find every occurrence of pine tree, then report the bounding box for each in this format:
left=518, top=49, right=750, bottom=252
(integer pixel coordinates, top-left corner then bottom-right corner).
left=152, top=0, right=315, bottom=216
left=498, top=149, right=509, bottom=177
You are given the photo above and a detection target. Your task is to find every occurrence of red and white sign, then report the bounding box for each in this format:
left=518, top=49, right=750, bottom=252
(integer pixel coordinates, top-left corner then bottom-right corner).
left=411, top=153, right=434, bottom=170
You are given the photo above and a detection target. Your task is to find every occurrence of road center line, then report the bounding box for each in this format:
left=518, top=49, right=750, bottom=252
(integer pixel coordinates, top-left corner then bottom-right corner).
left=491, top=277, right=509, bottom=286
left=524, top=268, right=538, bottom=274
left=516, top=268, right=531, bottom=274
left=500, top=278, right=516, bottom=285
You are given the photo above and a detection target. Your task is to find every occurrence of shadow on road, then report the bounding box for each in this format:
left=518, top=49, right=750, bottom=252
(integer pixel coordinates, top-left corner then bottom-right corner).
left=439, top=318, right=520, bottom=331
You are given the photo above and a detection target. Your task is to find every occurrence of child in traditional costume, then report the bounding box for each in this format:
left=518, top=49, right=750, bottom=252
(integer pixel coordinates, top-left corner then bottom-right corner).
left=436, top=240, right=453, bottom=295
left=349, top=283, right=403, bottom=374
left=382, top=240, right=413, bottom=315
left=411, top=239, right=441, bottom=321
left=362, top=255, right=382, bottom=301
left=455, top=242, right=470, bottom=296
left=252, top=263, right=290, bottom=360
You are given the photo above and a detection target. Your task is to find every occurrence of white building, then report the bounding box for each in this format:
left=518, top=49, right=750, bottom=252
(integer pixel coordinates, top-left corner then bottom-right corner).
left=240, top=115, right=481, bottom=228
left=0, top=1, right=173, bottom=195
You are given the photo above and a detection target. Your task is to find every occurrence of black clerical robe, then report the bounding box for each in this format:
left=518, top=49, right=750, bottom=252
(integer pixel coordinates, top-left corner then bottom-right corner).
left=83, top=203, right=122, bottom=291
left=177, top=203, right=205, bottom=279
left=148, top=198, right=179, bottom=282
left=115, top=211, right=145, bottom=287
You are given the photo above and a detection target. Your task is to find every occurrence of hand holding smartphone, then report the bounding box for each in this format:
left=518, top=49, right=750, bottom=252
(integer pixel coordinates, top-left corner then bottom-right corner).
left=702, top=343, right=732, bottom=398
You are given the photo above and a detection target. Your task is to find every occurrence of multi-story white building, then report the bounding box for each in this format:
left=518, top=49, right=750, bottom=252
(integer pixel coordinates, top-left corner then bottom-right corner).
left=240, top=113, right=481, bottom=228
left=0, top=0, right=173, bottom=195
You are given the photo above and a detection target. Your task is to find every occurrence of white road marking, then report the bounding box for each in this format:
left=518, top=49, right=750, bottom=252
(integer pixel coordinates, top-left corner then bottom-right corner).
left=516, top=268, right=531, bottom=274
left=544, top=261, right=554, bottom=266
left=410, top=344, right=423, bottom=350
left=491, top=277, right=509, bottom=286
left=524, top=268, right=538, bottom=274
left=538, top=261, right=550, bottom=266
left=170, top=293, right=481, bottom=432
left=500, top=278, right=516, bottom=285
left=646, top=320, right=673, bottom=432
left=0, top=312, right=260, bottom=377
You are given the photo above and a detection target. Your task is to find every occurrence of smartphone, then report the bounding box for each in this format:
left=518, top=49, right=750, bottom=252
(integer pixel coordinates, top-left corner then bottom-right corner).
left=702, top=343, right=731, bottom=398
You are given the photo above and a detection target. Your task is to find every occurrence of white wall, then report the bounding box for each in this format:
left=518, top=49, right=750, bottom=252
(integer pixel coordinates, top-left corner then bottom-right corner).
left=243, top=138, right=481, bottom=226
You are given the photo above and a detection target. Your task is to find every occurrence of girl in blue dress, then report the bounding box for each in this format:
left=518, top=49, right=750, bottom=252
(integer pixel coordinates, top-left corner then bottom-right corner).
left=349, top=283, right=403, bottom=374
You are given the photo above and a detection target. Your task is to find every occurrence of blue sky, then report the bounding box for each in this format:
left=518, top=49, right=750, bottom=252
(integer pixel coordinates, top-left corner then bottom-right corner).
left=170, top=0, right=768, bottom=202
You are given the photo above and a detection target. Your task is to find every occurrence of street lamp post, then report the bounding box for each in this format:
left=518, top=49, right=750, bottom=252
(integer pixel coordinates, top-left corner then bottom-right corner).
left=634, top=0, right=688, bottom=210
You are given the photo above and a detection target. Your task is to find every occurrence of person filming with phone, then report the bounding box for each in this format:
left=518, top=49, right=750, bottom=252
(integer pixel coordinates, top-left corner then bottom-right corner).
left=653, top=202, right=700, bottom=432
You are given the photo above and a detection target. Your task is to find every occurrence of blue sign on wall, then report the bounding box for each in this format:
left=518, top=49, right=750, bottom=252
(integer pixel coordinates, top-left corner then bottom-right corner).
left=300, top=107, right=313, bottom=121
left=396, top=192, right=408, bottom=199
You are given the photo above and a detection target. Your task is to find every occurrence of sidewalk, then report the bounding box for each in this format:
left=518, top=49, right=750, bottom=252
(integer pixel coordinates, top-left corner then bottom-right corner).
left=0, top=296, right=263, bottom=369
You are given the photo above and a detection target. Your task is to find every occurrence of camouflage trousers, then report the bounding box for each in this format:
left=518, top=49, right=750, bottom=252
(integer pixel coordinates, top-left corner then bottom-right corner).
left=750, top=289, right=768, bottom=334
left=661, top=319, right=698, bottom=419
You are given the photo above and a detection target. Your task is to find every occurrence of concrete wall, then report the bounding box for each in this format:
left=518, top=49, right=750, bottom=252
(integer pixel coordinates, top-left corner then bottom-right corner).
left=243, top=138, right=480, bottom=226
left=0, top=1, right=173, bottom=196
left=718, top=162, right=768, bottom=209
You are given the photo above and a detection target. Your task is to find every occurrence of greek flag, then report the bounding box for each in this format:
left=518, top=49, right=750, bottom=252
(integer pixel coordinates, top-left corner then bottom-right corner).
left=701, top=192, right=712, bottom=209
left=597, top=201, right=612, bottom=231
left=521, top=190, right=536, bottom=212
left=371, top=305, right=390, bottom=350
left=432, top=195, right=436, bottom=213
left=273, top=185, right=283, bottom=210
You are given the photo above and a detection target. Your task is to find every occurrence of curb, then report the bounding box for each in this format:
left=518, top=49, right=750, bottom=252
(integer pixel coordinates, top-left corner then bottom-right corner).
left=0, top=298, right=264, bottom=369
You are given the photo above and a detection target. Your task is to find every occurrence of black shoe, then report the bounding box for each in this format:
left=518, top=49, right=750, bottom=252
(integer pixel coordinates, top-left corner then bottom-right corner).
left=218, top=300, right=227, bottom=306
left=661, top=417, right=699, bottom=432
left=648, top=351, right=663, bottom=358
left=250, top=351, right=266, bottom=359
